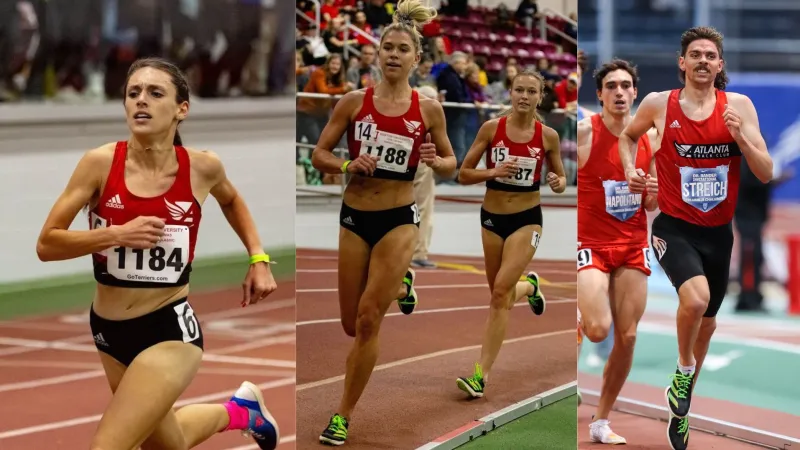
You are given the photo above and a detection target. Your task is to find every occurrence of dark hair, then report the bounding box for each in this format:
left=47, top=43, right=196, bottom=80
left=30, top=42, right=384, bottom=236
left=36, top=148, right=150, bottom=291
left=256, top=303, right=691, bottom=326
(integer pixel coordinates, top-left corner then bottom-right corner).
left=594, top=58, right=639, bottom=91
left=678, top=26, right=728, bottom=90
left=123, top=57, right=190, bottom=146
left=577, top=49, right=588, bottom=74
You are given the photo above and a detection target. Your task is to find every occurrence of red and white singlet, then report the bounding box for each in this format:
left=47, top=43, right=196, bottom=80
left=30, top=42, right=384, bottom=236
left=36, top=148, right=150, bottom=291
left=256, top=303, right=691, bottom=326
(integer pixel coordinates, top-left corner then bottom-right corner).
left=484, top=116, right=546, bottom=192
left=657, top=89, right=742, bottom=227
left=89, top=142, right=202, bottom=288
left=577, top=114, right=652, bottom=274
left=346, top=87, right=426, bottom=181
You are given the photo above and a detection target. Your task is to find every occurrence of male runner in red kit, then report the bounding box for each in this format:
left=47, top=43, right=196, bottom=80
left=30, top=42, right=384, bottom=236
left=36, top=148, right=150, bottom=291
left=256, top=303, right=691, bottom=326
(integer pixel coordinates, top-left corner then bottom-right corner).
left=619, top=27, right=773, bottom=450
left=577, top=59, right=658, bottom=445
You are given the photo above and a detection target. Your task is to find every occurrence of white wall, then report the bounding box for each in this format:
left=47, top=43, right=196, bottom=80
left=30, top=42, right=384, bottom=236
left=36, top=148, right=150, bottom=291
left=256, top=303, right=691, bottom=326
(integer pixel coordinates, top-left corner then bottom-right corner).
left=0, top=101, right=295, bottom=283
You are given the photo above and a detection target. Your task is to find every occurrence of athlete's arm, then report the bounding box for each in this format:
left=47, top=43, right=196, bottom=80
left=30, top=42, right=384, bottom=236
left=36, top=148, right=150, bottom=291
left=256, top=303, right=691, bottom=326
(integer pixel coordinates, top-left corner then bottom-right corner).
left=727, top=93, right=773, bottom=183
left=543, top=125, right=567, bottom=193
left=311, top=91, right=362, bottom=174
left=201, top=152, right=265, bottom=257
left=620, top=92, right=664, bottom=191
left=457, top=120, right=509, bottom=185
left=576, top=117, right=592, bottom=170
left=36, top=148, right=163, bottom=261
left=643, top=156, right=659, bottom=211
left=202, top=151, right=276, bottom=305
left=420, top=98, right=457, bottom=178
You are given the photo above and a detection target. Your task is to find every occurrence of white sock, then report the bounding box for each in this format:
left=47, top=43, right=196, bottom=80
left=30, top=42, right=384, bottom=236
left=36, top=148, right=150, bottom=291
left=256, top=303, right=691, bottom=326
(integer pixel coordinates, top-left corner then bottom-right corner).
left=591, top=419, right=609, bottom=428
left=677, top=360, right=695, bottom=375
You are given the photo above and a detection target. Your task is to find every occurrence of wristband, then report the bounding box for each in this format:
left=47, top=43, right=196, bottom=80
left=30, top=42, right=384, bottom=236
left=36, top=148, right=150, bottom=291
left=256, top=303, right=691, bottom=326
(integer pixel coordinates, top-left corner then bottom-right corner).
left=249, top=253, right=275, bottom=265
left=341, top=160, right=352, bottom=173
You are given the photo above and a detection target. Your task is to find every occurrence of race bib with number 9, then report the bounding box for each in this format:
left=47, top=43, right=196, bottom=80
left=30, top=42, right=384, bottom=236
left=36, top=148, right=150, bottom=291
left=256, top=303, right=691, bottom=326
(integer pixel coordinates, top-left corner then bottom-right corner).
left=360, top=130, right=413, bottom=173
left=108, top=225, right=189, bottom=283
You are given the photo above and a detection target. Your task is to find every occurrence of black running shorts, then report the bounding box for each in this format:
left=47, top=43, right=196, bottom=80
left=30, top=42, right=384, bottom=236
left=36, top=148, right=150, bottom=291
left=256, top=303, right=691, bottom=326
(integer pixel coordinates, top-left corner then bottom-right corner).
left=339, top=202, right=420, bottom=248
left=480, top=205, right=543, bottom=240
left=651, top=212, right=733, bottom=317
left=89, top=297, right=204, bottom=366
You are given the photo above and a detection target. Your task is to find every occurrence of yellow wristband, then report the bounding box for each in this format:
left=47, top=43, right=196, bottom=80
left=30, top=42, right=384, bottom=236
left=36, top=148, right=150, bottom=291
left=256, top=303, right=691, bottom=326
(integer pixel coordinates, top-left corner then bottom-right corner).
left=341, top=160, right=352, bottom=173
left=249, top=254, right=274, bottom=265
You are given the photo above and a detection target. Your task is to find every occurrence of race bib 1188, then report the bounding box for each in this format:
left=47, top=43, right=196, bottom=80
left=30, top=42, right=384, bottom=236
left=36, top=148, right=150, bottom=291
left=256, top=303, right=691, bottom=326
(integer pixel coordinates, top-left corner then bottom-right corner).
left=360, top=130, right=413, bottom=173
left=107, top=225, right=189, bottom=283
left=602, top=179, right=642, bottom=221
left=680, top=165, right=729, bottom=212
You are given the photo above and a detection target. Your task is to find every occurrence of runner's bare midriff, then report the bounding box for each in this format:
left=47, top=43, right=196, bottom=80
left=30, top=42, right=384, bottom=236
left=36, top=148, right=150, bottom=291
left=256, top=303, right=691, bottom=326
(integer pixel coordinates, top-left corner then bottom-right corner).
left=93, top=284, right=190, bottom=320
left=343, top=176, right=415, bottom=210
left=483, top=189, right=541, bottom=215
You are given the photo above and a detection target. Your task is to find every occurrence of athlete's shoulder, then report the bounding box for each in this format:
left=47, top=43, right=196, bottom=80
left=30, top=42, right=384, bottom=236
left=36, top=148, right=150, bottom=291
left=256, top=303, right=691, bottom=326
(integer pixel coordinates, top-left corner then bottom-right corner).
left=336, top=89, right=367, bottom=111
left=577, top=116, right=593, bottom=133
left=540, top=121, right=560, bottom=140
left=185, top=147, right=225, bottom=182
left=81, top=142, right=116, bottom=169
left=478, top=117, right=502, bottom=135
left=641, top=90, right=671, bottom=105
left=724, top=91, right=756, bottom=110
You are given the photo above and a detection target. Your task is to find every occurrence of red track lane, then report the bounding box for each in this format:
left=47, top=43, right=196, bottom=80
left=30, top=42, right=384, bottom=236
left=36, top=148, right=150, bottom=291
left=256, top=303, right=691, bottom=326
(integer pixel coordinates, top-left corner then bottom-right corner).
left=0, top=286, right=297, bottom=449
left=296, top=248, right=576, bottom=450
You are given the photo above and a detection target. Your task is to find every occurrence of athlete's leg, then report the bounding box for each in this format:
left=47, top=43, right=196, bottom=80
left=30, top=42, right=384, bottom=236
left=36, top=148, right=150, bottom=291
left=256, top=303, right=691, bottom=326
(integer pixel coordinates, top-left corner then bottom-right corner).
left=595, top=267, right=647, bottom=420
left=90, top=342, right=203, bottom=450
left=337, top=227, right=372, bottom=337
left=675, top=276, right=710, bottom=367
left=478, top=225, right=538, bottom=380
left=336, top=224, right=418, bottom=419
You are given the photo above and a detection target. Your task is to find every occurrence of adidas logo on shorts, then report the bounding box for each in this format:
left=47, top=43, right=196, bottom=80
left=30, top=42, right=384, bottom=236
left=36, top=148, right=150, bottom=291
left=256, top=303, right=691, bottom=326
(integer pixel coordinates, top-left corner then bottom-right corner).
left=484, top=219, right=493, bottom=226
left=343, top=216, right=354, bottom=226
left=93, top=333, right=109, bottom=347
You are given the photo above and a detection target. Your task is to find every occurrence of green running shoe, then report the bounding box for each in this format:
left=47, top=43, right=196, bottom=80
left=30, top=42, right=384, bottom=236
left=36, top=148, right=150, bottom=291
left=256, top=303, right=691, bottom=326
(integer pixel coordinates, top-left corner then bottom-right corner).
left=667, top=410, right=689, bottom=450
left=319, top=414, right=348, bottom=446
left=526, top=272, right=546, bottom=315
left=456, top=363, right=485, bottom=398
left=398, top=269, right=418, bottom=315
left=666, top=368, right=694, bottom=417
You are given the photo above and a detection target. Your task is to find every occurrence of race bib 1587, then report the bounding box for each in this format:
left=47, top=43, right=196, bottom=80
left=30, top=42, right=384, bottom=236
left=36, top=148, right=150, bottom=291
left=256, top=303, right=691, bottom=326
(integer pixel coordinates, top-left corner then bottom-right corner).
left=107, top=225, right=189, bottom=283
left=680, top=165, right=729, bottom=212
left=496, top=155, right=539, bottom=187
left=602, top=179, right=642, bottom=221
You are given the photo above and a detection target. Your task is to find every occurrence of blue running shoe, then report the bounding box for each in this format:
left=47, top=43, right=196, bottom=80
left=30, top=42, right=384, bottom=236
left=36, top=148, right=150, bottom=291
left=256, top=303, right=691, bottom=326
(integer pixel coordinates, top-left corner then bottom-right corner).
left=230, top=381, right=280, bottom=449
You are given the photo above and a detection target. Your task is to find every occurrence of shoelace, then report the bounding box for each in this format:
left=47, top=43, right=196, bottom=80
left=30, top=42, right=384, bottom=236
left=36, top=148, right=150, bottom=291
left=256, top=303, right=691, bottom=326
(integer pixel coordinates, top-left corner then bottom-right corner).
left=329, top=415, right=347, bottom=432
left=672, top=372, right=692, bottom=398
left=677, top=417, right=689, bottom=435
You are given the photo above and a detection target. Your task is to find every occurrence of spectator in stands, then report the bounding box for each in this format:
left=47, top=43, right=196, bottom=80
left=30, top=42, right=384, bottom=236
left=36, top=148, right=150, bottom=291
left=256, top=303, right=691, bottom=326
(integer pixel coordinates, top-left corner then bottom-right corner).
left=346, top=43, right=380, bottom=88
left=515, top=0, right=540, bottom=29
left=297, top=53, right=352, bottom=169
left=321, top=0, right=341, bottom=28
left=437, top=51, right=470, bottom=174
left=486, top=63, right=518, bottom=106
left=365, top=0, right=392, bottom=30
left=553, top=72, right=578, bottom=110
left=464, top=63, right=489, bottom=155
left=352, top=11, right=375, bottom=46
left=298, top=24, right=330, bottom=67
left=411, top=85, right=440, bottom=269
left=493, top=3, right=516, bottom=32
left=409, top=53, right=435, bottom=88
left=324, top=17, right=359, bottom=55
left=474, top=56, right=489, bottom=87
left=296, top=51, right=311, bottom=92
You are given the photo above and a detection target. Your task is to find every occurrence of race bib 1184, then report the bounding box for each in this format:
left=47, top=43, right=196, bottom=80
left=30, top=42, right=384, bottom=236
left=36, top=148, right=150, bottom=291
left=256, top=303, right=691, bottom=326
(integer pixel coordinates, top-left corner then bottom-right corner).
left=602, top=179, right=642, bottom=221
left=680, top=165, right=729, bottom=212
left=107, top=225, right=189, bottom=283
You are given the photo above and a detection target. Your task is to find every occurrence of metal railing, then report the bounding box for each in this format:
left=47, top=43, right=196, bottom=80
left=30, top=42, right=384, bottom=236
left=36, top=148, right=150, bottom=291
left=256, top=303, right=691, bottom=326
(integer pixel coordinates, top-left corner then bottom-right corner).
left=295, top=1, right=320, bottom=38
left=295, top=92, right=578, bottom=195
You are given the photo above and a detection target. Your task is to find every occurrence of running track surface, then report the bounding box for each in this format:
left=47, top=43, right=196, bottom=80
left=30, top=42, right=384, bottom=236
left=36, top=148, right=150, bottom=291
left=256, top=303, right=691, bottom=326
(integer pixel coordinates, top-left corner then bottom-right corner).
left=0, top=285, right=297, bottom=449
left=296, top=248, right=576, bottom=449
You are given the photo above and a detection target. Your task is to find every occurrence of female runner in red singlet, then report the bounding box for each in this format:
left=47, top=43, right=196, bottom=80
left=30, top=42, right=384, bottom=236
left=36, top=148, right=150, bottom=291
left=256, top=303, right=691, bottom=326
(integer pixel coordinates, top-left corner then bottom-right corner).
left=36, top=58, right=279, bottom=450
left=455, top=69, right=567, bottom=398
left=311, top=0, right=457, bottom=445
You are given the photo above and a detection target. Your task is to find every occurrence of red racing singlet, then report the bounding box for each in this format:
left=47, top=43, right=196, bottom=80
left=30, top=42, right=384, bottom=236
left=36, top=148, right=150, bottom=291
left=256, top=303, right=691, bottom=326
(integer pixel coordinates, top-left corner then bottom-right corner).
left=89, top=142, right=202, bottom=288
left=578, top=114, right=652, bottom=248
left=485, top=116, right=546, bottom=192
left=346, top=87, right=425, bottom=181
left=657, top=89, right=742, bottom=226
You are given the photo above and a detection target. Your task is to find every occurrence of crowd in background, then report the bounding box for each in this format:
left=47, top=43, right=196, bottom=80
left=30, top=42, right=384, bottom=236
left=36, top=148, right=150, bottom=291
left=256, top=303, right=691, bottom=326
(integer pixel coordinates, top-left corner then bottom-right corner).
left=0, top=0, right=294, bottom=103
left=295, top=0, right=578, bottom=186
